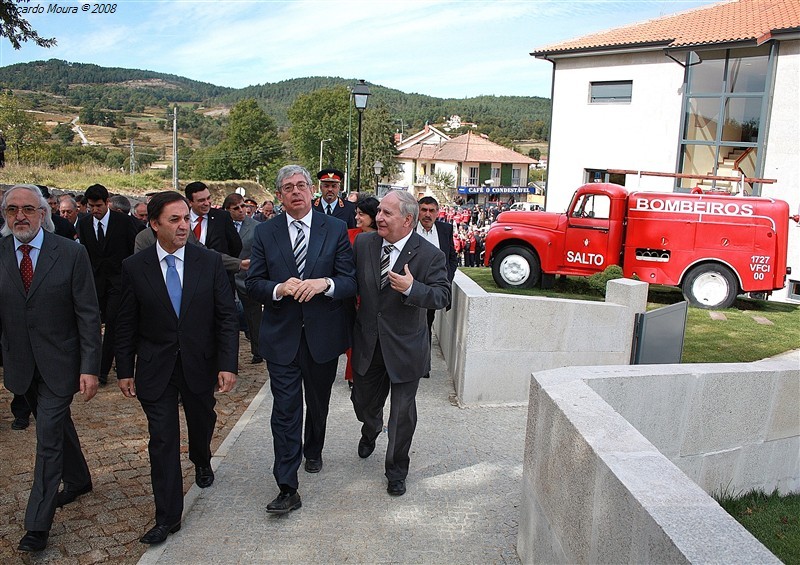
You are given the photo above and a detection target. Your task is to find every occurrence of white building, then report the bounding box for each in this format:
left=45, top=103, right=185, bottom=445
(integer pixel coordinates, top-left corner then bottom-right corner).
left=532, top=0, right=800, bottom=302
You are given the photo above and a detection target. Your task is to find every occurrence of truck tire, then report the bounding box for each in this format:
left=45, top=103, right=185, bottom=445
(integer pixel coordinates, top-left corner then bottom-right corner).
left=682, top=263, right=739, bottom=309
left=492, top=246, right=540, bottom=289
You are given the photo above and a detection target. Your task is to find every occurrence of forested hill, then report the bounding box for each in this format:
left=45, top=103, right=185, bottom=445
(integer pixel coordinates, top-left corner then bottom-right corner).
left=0, top=59, right=550, bottom=140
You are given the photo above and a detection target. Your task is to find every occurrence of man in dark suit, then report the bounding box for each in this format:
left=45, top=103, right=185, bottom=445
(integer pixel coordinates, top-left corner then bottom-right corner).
left=116, top=191, right=238, bottom=545
left=246, top=164, right=356, bottom=514
left=76, top=183, right=139, bottom=384
left=312, top=168, right=356, bottom=228
left=351, top=190, right=450, bottom=497
left=223, top=192, right=263, bottom=364
left=1, top=184, right=101, bottom=552
left=417, top=196, right=458, bottom=377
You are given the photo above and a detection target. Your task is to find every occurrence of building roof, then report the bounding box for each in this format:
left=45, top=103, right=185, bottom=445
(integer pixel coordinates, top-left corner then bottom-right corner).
left=398, top=131, right=536, bottom=165
left=396, top=124, right=450, bottom=151
left=531, top=0, right=800, bottom=57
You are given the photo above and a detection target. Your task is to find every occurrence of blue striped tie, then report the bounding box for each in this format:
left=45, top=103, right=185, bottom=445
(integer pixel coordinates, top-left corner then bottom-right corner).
left=292, top=220, right=306, bottom=279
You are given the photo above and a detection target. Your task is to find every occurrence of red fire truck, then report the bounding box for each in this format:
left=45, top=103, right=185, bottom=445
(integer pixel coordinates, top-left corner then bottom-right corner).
left=484, top=183, right=794, bottom=309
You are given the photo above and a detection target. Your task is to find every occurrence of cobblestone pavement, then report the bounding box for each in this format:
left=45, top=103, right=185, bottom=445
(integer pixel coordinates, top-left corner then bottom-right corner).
left=0, top=340, right=269, bottom=565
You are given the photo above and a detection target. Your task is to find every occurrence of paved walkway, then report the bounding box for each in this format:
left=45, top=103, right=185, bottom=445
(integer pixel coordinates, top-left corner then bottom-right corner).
left=140, top=339, right=527, bottom=564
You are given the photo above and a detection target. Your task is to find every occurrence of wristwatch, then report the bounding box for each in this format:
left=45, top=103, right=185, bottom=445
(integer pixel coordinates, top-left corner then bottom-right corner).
left=323, top=278, right=332, bottom=293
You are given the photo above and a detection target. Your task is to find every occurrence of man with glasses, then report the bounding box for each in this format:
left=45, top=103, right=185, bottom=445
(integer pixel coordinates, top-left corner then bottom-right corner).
left=0, top=184, right=101, bottom=552
left=313, top=167, right=357, bottom=228
left=246, top=165, right=356, bottom=514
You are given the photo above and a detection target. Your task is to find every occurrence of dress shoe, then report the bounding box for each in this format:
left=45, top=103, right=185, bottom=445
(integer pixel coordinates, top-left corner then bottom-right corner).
left=304, top=458, right=322, bottom=473
left=18, top=530, right=48, bottom=552
left=250, top=354, right=264, bottom=364
left=266, top=490, right=301, bottom=514
left=139, top=522, right=181, bottom=544
left=422, top=372, right=430, bottom=379
left=358, top=435, right=376, bottom=459
left=195, top=465, right=214, bottom=488
left=98, top=375, right=108, bottom=385
left=387, top=479, right=406, bottom=496
left=56, top=481, right=93, bottom=508
left=11, top=417, right=29, bottom=430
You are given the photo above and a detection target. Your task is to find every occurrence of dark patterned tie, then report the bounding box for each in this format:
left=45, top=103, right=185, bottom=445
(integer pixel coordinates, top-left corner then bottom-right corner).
left=292, top=220, right=306, bottom=279
left=380, top=244, right=394, bottom=289
left=96, top=222, right=105, bottom=245
left=326, top=204, right=333, bottom=215
left=19, top=244, right=33, bottom=293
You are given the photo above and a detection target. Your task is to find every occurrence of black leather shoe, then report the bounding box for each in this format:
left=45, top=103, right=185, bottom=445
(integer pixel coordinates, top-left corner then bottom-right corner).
left=422, top=372, right=430, bottom=378
left=358, top=436, right=376, bottom=459
left=250, top=355, right=264, bottom=364
left=18, top=530, right=48, bottom=552
left=195, top=465, right=214, bottom=488
left=387, top=479, right=406, bottom=496
left=304, top=458, right=322, bottom=473
left=266, top=490, right=301, bottom=514
left=140, top=522, right=181, bottom=544
left=11, top=417, right=29, bottom=430
left=57, top=481, right=93, bottom=508
left=98, top=375, right=108, bottom=385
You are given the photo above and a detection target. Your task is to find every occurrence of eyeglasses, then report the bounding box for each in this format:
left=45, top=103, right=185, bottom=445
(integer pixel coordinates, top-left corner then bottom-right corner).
left=279, top=181, right=309, bottom=194
left=5, top=205, right=43, bottom=217
left=229, top=204, right=245, bottom=210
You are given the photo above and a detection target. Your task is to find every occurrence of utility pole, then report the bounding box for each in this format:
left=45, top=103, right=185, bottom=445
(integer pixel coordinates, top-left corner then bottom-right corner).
left=129, top=139, right=135, bottom=186
left=172, top=106, right=178, bottom=190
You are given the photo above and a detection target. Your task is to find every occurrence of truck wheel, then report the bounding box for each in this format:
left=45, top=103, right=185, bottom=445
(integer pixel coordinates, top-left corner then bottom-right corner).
left=682, top=264, right=739, bottom=309
left=492, top=246, right=540, bottom=289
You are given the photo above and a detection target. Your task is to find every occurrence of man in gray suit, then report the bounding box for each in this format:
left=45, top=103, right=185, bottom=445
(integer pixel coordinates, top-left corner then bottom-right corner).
left=223, top=192, right=262, bottom=363
left=0, top=184, right=101, bottom=552
left=351, top=190, right=450, bottom=497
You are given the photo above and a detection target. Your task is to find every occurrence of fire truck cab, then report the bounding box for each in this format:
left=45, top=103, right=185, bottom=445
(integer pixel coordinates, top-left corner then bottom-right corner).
left=484, top=183, right=792, bottom=309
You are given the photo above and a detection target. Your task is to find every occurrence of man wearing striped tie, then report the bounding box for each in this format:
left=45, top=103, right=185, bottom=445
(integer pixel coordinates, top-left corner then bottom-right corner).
left=350, top=190, right=450, bottom=497
left=246, top=165, right=357, bottom=514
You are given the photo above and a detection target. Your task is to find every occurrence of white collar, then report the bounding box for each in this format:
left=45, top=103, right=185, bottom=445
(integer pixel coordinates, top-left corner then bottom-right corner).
left=286, top=209, right=313, bottom=228
left=156, top=241, right=186, bottom=262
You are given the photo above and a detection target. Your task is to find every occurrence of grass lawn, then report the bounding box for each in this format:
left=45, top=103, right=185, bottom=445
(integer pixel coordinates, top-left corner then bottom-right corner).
left=717, top=490, right=800, bottom=565
left=459, top=267, right=800, bottom=363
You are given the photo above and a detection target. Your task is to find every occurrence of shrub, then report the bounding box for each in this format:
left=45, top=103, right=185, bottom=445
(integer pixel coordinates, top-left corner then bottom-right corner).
left=586, top=265, right=627, bottom=295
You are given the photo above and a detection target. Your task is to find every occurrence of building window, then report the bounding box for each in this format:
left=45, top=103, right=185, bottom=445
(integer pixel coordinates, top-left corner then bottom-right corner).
left=511, top=168, right=521, bottom=186
left=678, top=45, right=774, bottom=195
left=585, top=169, right=626, bottom=185
left=788, top=280, right=800, bottom=302
left=491, top=167, right=501, bottom=185
left=468, top=167, right=478, bottom=185
left=589, top=80, right=632, bottom=103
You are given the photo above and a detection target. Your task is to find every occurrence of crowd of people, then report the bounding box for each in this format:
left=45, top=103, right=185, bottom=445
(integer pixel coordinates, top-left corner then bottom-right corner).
left=0, top=165, right=459, bottom=552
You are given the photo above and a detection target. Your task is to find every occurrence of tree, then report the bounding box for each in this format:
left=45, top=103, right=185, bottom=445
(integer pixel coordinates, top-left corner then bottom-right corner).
left=0, top=0, right=57, bottom=49
left=288, top=86, right=399, bottom=192
left=0, top=91, right=47, bottom=161
left=288, top=85, right=350, bottom=174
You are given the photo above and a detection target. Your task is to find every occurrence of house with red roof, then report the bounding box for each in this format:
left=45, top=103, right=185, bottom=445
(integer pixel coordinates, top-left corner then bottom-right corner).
left=396, top=130, right=538, bottom=204
left=532, top=0, right=800, bottom=302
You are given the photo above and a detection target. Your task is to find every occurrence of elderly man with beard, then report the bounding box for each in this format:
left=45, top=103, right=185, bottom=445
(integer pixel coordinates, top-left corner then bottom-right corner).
left=0, top=184, right=101, bottom=552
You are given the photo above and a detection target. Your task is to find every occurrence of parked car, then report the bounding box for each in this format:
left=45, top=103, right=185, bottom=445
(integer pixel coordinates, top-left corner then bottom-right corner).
left=509, top=202, right=544, bottom=212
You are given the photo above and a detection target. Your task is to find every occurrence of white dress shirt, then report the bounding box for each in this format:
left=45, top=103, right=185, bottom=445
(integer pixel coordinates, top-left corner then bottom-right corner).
left=156, top=242, right=186, bottom=287
left=416, top=222, right=440, bottom=249
left=384, top=230, right=414, bottom=296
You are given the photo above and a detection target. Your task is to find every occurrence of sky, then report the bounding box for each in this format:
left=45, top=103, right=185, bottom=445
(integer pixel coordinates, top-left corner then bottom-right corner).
left=0, top=0, right=718, bottom=99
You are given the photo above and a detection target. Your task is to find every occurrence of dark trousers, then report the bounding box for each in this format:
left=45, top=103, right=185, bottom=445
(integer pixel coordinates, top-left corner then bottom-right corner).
left=352, top=340, right=420, bottom=481
left=99, top=290, right=121, bottom=379
left=138, top=355, right=216, bottom=525
left=11, top=393, right=32, bottom=420
left=266, top=331, right=337, bottom=490
left=240, top=293, right=263, bottom=357
left=23, top=370, right=91, bottom=531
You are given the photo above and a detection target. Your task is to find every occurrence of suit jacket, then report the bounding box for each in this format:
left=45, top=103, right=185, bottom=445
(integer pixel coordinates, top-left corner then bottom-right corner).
left=201, top=208, right=243, bottom=258
left=0, top=231, right=102, bottom=397
left=77, top=210, right=139, bottom=298
left=115, top=243, right=239, bottom=402
left=352, top=231, right=450, bottom=383
left=52, top=212, right=77, bottom=240
left=135, top=226, right=242, bottom=272
left=245, top=210, right=357, bottom=365
left=434, top=220, right=458, bottom=283
left=313, top=197, right=357, bottom=229
left=234, top=216, right=258, bottom=294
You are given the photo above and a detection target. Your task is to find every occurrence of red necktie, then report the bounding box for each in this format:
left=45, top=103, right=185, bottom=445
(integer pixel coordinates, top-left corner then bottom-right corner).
left=193, top=215, right=203, bottom=240
left=19, top=244, right=33, bottom=293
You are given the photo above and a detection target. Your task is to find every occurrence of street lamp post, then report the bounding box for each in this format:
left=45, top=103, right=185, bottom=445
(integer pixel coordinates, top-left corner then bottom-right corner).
left=319, top=138, right=331, bottom=172
left=373, top=160, right=383, bottom=195
left=352, top=79, right=371, bottom=192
